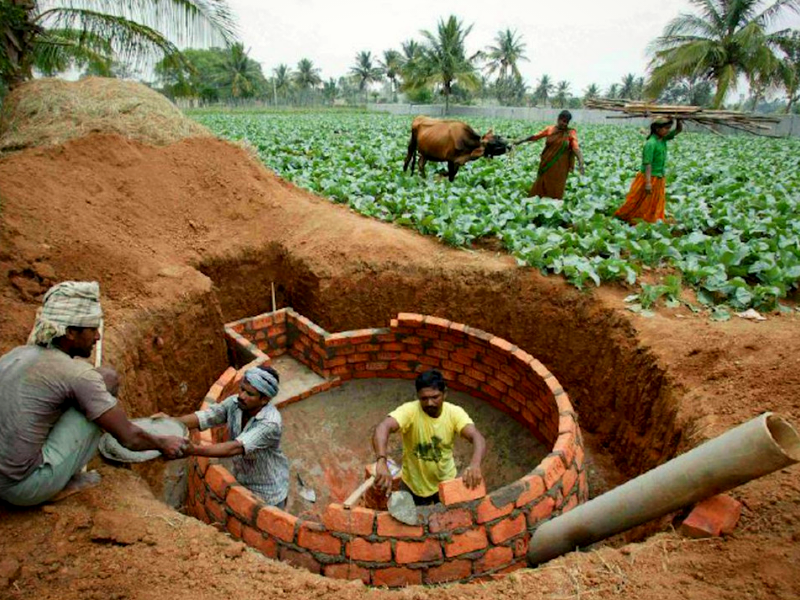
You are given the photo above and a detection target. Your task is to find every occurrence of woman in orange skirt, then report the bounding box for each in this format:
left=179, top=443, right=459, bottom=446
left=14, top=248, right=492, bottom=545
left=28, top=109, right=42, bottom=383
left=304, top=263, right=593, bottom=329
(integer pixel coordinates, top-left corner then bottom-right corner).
left=615, top=116, right=683, bottom=224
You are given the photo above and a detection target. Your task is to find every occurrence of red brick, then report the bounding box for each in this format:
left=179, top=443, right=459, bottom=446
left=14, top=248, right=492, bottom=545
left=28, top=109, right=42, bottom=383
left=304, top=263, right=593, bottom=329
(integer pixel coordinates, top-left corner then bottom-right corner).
left=365, top=361, right=389, bottom=371
left=561, top=466, right=579, bottom=496
left=444, top=528, right=488, bottom=557
left=513, top=535, right=529, bottom=558
left=451, top=353, right=474, bottom=367
left=540, top=455, right=567, bottom=490
left=426, top=559, right=472, bottom=584
left=562, top=494, right=579, bottom=512
left=347, top=352, right=371, bottom=363
left=475, top=546, right=514, bottom=572
left=280, top=548, right=321, bottom=574
left=195, top=455, right=210, bottom=475
left=322, top=504, right=375, bottom=535
left=206, top=465, right=236, bottom=499
left=527, top=497, right=556, bottom=527
left=477, top=496, right=515, bottom=523
left=226, top=485, right=260, bottom=523
left=441, top=359, right=465, bottom=374
left=457, top=374, right=480, bottom=389
left=346, top=538, right=391, bottom=562
left=373, top=566, right=422, bottom=587
left=397, top=313, right=424, bottom=326
left=256, top=505, right=297, bottom=543
left=205, top=497, right=227, bottom=524
left=680, top=495, right=742, bottom=538
left=324, top=563, right=370, bottom=584
left=515, top=474, right=546, bottom=507
left=376, top=513, right=423, bottom=538
left=554, top=431, right=577, bottom=468
left=428, top=508, right=473, bottom=533
left=395, top=539, right=442, bottom=564
left=439, top=478, right=487, bottom=505
left=489, top=514, right=526, bottom=544
left=227, top=517, right=243, bottom=539
left=578, top=470, right=589, bottom=502
left=297, top=522, right=342, bottom=555
left=326, top=356, right=347, bottom=368
left=242, top=525, right=278, bottom=558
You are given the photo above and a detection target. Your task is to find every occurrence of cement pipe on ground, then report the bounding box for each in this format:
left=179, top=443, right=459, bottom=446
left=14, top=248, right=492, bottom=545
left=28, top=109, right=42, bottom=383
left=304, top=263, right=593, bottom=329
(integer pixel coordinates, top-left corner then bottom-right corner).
left=527, top=412, right=800, bottom=566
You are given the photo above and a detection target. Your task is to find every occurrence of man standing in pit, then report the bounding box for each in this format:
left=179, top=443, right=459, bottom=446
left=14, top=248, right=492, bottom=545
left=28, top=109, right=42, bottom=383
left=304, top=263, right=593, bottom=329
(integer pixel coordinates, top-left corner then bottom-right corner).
left=372, top=369, right=486, bottom=505
left=156, top=365, right=290, bottom=508
left=0, top=281, right=187, bottom=506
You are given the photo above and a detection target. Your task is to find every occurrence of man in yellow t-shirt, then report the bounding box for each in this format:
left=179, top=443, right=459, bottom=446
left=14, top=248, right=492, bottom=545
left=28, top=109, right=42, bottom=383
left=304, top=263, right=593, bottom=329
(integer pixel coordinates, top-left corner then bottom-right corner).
left=372, top=370, right=486, bottom=505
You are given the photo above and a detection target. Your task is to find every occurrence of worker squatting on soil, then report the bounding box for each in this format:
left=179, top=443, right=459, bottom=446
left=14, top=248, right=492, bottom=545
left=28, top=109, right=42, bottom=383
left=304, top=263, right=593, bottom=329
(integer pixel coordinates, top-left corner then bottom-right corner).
left=372, top=369, right=487, bottom=505
left=514, top=109, right=586, bottom=200
left=0, top=281, right=187, bottom=507
left=155, top=365, right=290, bottom=508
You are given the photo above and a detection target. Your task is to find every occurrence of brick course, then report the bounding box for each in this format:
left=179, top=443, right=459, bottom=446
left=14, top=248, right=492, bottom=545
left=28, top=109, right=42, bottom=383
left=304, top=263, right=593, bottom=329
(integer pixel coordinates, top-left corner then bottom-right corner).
left=187, top=310, right=586, bottom=588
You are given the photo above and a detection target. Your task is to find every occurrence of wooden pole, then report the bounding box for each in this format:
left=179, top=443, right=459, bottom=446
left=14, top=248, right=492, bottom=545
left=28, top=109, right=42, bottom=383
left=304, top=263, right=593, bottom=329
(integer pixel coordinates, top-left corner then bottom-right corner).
left=271, top=282, right=277, bottom=313
left=344, top=476, right=375, bottom=509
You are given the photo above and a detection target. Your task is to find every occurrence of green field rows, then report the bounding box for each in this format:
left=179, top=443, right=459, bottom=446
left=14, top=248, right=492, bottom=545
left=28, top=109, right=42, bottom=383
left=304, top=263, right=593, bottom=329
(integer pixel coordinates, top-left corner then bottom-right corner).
left=191, top=111, right=800, bottom=314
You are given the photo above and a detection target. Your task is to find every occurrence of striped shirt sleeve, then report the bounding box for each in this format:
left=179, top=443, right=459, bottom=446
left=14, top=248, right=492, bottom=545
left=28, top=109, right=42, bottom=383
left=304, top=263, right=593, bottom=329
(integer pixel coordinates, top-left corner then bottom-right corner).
left=237, top=421, right=282, bottom=455
left=195, top=396, right=235, bottom=431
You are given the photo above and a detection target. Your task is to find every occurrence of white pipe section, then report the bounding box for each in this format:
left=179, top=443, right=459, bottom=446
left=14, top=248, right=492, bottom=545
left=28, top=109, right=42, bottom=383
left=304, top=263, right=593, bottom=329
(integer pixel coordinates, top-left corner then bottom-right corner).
left=527, top=412, right=800, bottom=566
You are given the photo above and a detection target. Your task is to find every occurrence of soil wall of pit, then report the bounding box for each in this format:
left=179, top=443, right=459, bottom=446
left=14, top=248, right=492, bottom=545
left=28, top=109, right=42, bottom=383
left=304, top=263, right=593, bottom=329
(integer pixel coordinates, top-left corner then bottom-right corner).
left=200, top=254, right=679, bottom=478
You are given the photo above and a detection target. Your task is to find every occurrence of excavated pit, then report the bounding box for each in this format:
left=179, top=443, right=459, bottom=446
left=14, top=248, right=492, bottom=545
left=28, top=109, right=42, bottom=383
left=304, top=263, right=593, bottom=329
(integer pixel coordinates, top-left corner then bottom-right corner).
left=117, top=250, right=680, bottom=586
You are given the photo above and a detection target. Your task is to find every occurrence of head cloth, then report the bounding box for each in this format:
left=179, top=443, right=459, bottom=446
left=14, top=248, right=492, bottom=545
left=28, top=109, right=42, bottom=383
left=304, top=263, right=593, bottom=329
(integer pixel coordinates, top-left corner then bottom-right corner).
left=27, top=281, right=103, bottom=346
left=244, top=368, right=280, bottom=399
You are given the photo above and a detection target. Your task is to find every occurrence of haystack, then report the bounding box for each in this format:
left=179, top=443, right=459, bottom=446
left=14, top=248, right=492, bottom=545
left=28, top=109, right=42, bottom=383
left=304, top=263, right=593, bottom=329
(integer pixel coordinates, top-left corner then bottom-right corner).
left=0, top=77, right=212, bottom=154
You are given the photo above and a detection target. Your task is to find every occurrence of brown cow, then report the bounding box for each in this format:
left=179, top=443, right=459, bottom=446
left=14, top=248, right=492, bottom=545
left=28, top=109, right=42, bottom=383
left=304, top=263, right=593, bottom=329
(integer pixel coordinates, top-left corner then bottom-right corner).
left=402, top=116, right=508, bottom=182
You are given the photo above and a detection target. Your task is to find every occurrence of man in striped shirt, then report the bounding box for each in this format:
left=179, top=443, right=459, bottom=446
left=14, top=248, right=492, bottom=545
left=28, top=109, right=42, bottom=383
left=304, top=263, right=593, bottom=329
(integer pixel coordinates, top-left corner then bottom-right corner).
left=159, top=366, right=289, bottom=508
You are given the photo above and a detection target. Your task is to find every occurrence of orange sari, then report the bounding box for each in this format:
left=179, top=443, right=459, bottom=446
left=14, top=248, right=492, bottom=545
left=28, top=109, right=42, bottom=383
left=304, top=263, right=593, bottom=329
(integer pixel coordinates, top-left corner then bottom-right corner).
left=528, top=126, right=578, bottom=200
left=614, top=173, right=666, bottom=224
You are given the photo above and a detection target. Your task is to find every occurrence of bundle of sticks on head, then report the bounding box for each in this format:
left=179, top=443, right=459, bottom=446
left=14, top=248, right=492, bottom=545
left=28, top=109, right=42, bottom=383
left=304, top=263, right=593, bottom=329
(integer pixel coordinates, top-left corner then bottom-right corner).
left=584, top=98, right=781, bottom=136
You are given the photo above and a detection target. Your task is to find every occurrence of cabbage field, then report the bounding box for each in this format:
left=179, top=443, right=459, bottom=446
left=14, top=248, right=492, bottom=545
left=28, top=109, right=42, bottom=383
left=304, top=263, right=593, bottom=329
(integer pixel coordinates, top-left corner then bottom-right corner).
left=191, top=111, right=800, bottom=314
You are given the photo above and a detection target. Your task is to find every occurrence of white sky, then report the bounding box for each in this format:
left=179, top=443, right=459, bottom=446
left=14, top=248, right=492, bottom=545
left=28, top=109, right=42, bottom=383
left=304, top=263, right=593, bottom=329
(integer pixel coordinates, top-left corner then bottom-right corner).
left=222, top=0, right=799, bottom=95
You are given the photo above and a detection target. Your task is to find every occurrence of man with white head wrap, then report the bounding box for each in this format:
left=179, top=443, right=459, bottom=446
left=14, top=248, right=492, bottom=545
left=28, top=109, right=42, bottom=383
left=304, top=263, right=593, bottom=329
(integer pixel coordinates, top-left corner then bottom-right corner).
left=155, top=364, right=290, bottom=507
left=0, top=281, right=188, bottom=506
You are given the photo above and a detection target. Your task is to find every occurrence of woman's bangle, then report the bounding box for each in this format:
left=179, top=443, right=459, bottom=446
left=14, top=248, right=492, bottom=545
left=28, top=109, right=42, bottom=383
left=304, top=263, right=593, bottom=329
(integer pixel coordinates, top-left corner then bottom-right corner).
left=376, top=455, right=387, bottom=461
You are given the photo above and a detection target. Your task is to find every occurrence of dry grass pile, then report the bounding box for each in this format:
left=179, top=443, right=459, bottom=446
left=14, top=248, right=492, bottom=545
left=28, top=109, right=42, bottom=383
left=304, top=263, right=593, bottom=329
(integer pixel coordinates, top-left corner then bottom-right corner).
left=0, top=77, right=211, bottom=154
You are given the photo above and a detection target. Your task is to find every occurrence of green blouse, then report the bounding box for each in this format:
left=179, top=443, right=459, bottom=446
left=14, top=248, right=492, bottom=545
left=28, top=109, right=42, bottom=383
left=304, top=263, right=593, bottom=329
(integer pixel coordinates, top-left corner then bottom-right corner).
left=640, top=129, right=677, bottom=177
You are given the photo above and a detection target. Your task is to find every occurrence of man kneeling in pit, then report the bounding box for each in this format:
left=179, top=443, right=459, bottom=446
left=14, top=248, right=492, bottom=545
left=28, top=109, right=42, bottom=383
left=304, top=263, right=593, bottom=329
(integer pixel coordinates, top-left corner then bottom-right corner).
left=156, top=365, right=290, bottom=508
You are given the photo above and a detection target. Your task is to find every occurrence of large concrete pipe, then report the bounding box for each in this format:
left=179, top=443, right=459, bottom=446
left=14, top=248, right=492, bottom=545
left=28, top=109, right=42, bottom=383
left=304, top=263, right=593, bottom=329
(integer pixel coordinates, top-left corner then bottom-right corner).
left=527, top=412, right=800, bottom=566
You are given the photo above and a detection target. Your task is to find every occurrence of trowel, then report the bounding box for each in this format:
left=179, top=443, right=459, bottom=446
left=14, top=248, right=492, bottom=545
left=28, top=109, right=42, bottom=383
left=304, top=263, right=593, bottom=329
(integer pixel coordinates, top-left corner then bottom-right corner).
left=296, top=473, right=316, bottom=503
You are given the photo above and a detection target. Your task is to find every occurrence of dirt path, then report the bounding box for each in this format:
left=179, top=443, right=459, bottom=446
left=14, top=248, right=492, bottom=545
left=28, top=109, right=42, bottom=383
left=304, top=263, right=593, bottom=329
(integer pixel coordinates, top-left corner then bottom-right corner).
left=1, top=134, right=798, bottom=599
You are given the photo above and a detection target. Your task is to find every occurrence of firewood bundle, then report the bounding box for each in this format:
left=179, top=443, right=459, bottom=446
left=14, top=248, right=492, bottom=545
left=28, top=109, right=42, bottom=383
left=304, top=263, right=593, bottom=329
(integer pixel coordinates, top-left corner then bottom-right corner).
left=584, top=99, right=781, bottom=136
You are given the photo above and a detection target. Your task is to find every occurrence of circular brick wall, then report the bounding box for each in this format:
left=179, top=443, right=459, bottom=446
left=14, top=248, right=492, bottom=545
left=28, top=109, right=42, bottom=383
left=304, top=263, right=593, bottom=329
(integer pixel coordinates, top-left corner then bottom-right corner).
left=185, top=312, right=586, bottom=586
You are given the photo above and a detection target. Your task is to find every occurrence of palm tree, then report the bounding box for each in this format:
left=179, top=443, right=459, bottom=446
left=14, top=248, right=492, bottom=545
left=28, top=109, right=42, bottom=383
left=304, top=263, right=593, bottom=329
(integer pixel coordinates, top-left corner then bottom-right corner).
left=1, top=0, right=237, bottom=90
left=379, top=49, right=404, bottom=102
left=484, top=28, right=528, bottom=82
left=293, top=58, right=321, bottom=105
left=554, top=80, right=571, bottom=108
left=583, top=83, right=600, bottom=102
left=606, top=83, right=620, bottom=99
left=645, top=0, right=800, bottom=108
left=272, top=63, right=292, bottom=105
left=533, top=74, right=554, bottom=106
left=414, top=15, right=481, bottom=113
left=322, top=77, right=338, bottom=105
left=780, top=31, right=800, bottom=112
left=350, top=50, right=383, bottom=103
left=216, top=43, right=262, bottom=99
left=620, top=73, right=638, bottom=99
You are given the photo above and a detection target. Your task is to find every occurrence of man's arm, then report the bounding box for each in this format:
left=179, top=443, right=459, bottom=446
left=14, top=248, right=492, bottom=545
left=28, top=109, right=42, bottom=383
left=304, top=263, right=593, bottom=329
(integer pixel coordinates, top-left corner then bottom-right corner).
left=185, top=440, right=244, bottom=458
left=460, top=424, right=487, bottom=489
left=95, top=406, right=186, bottom=458
left=372, top=416, right=400, bottom=493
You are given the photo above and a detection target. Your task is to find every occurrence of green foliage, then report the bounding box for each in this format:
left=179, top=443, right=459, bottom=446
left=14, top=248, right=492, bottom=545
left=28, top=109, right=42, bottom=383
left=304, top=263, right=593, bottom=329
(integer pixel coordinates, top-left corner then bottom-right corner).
left=193, top=111, right=800, bottom=311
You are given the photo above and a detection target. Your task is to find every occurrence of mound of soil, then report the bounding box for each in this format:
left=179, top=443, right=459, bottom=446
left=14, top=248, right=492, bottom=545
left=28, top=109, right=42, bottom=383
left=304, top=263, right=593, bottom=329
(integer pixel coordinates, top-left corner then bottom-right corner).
left=0, top=78, right=211, bottom=154
left=0, top=130, right=798, bottom=599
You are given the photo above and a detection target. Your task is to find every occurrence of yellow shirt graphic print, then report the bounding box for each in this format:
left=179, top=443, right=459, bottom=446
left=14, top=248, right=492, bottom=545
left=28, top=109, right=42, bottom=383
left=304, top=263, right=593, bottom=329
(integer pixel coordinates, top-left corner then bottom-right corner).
left=389, top=400, right=473, bottom=498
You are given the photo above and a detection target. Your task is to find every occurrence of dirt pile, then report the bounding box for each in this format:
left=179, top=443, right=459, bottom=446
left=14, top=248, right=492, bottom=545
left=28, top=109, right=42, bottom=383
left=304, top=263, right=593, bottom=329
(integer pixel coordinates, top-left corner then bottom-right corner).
left=0, top=126, right=798, bottom=598
left=0, top=78, right=211, bottom=154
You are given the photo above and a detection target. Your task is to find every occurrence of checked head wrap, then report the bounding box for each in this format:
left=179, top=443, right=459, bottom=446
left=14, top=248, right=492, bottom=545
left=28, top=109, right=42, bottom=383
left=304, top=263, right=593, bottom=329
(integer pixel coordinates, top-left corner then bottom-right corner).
left=243, top=367, right=280, bottom=399
left=27, top=281, right=103, bottom=347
